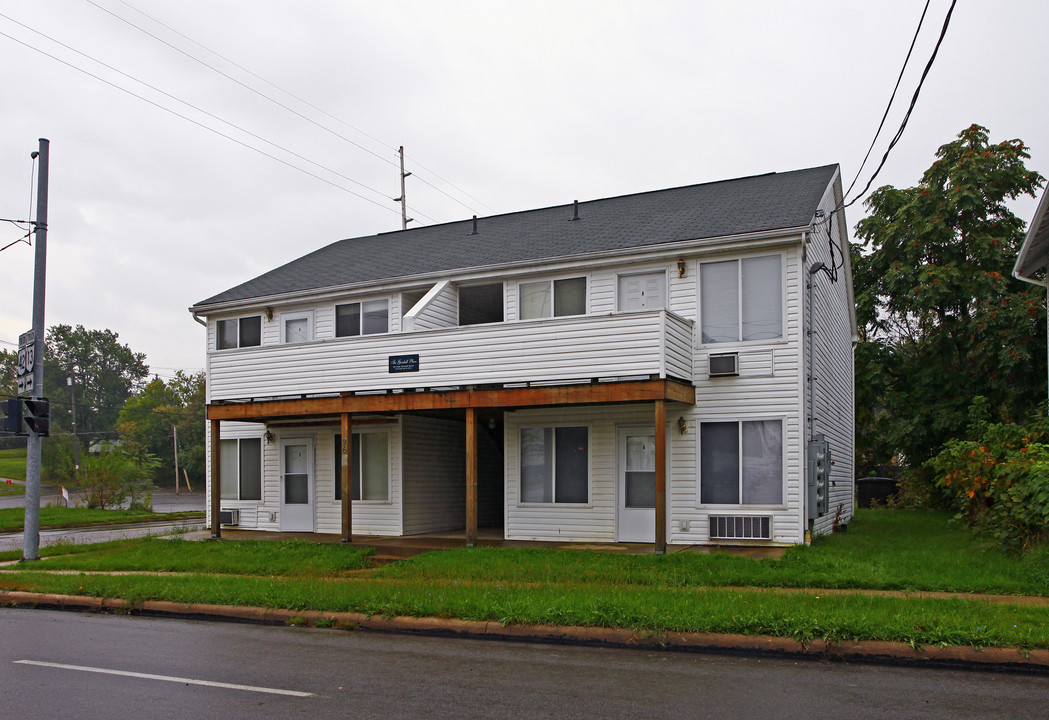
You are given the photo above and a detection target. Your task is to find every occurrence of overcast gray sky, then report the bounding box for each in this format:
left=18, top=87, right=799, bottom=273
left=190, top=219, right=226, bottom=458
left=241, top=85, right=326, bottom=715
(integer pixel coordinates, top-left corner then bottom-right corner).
left=2, top=0, right=1047, bottom=378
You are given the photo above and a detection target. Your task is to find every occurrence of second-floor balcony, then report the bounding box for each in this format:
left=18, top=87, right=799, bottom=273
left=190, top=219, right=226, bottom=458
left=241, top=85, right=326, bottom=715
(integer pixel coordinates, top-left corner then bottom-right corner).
left=208, top=309, right=694, bottom=403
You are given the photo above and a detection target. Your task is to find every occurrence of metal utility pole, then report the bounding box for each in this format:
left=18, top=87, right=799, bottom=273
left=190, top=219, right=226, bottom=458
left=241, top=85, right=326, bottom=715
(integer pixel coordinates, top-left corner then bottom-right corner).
left=394, top=146, right=412, bottom=230
left=173, top=425, right=180, bottom=495
left=23, top=138, right=49, bottom=562
left=67, top=376, right=79, bottom=473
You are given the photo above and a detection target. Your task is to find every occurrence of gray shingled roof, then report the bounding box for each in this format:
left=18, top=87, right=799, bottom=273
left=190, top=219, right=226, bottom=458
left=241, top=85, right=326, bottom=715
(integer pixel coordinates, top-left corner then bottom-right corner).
left=193, top=164, right=838, bottom=310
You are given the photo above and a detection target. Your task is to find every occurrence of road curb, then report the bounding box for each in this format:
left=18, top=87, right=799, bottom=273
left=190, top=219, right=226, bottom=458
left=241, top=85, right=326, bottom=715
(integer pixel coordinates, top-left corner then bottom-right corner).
left=2, top=590, right=1047, bottom=674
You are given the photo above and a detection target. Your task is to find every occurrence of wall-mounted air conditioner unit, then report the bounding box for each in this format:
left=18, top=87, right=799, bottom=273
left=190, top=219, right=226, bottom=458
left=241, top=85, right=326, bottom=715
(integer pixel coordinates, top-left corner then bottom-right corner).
left=219, top=509, right=240, bottom=526
left=708, top=352, right=739, bottom=377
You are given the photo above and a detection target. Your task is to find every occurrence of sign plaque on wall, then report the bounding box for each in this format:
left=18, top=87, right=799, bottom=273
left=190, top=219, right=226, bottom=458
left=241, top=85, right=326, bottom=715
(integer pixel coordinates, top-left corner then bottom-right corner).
left=388, top=354, right=420, bottom=373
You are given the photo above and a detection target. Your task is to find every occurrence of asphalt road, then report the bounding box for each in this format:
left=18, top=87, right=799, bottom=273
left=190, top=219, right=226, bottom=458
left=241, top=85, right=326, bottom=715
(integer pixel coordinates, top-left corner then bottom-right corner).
left=1, top=609, right=1045, bottom=720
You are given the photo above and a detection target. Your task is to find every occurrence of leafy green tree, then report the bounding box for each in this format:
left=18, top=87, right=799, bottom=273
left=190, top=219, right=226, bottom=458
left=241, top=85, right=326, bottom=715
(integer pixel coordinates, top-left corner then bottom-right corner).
left=116, top=371, right=206, bottom=488
left=854, top=124, right=1046, bottom=482
left=44, top=324, right=150, bottom=441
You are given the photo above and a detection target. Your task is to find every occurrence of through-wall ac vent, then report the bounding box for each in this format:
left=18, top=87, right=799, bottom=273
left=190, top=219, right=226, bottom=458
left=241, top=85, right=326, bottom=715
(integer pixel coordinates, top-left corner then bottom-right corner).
left=708, top=352, right=739, bottom=377
left=709, top=515, right=772, bottom=541
left=219, top=509, right=240, bottom=526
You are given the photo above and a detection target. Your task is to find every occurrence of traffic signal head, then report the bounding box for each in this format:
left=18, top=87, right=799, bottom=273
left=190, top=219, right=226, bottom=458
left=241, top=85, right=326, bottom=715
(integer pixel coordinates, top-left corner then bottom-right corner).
left=3, top=398, right=22, bottom=434
left=22, top=398, right=49, bottom=437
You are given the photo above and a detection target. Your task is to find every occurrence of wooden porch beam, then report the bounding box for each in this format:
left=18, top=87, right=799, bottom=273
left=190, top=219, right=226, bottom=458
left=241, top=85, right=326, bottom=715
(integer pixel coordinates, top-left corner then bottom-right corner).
left=210, top=419, right=221, bottom=539
left=341, top=413, right=352, bottom=543
left=654, top=399, right=666, bottom=554
left=465, top=407, right=478, bottom=547
left=207, top=379, right=695, bottom=422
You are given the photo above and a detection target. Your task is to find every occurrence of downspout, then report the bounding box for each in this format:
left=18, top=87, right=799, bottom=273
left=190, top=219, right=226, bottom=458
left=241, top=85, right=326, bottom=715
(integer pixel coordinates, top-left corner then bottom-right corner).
left=192, top=311, right=207, bottom=327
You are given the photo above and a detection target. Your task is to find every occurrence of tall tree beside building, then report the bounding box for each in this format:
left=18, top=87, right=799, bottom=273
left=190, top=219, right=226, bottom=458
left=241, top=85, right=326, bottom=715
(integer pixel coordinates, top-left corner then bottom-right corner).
left=853, top=124, right=1046, bottom=479
left=44, top=324, right=150, bottom=441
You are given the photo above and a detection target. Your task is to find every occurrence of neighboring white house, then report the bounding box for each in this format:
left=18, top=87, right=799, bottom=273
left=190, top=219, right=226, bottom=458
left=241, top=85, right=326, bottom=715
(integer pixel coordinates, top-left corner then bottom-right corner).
left=190, top=165, right=857, bottom=550
left=1013, top=188, right=1049, bottom=404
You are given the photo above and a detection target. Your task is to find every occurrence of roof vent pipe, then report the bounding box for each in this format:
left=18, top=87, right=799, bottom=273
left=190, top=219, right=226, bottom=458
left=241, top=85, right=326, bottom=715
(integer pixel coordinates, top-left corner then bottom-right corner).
left=570, top=200, right=580, bottom=221
left=469, top=215, right=478, bottom=235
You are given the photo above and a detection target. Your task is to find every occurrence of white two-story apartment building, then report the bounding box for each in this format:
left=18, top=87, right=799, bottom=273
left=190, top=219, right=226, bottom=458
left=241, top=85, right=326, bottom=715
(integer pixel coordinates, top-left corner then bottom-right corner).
left=191, top=165, right=856, bottom=550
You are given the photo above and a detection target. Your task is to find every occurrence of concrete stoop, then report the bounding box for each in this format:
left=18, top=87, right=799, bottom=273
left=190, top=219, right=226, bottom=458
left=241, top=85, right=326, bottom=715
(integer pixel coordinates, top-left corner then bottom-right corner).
left=2, top=590, right=1047, bottom=675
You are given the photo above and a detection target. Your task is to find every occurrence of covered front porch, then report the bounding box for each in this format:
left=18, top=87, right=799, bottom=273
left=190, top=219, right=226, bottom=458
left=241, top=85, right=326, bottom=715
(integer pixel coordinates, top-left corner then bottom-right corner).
left=207, top=378, right=696, bottom=553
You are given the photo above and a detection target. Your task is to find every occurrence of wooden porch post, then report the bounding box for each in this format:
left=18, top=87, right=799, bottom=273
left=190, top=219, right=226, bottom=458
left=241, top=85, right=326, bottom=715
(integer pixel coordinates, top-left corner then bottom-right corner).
left=654, top=399, right=666, bottom=554
left=465, top=407, right=478, bottom=547
left=341, top=413, right=352, bottom=543
left=210, top=419, right=221, bottom=539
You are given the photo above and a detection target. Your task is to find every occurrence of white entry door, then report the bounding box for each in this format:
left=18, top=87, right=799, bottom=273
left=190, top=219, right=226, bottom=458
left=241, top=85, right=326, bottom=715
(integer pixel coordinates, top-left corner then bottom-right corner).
left=617, top=427, right=656, bottom=542
left=280, top=439, right=314, bottom=532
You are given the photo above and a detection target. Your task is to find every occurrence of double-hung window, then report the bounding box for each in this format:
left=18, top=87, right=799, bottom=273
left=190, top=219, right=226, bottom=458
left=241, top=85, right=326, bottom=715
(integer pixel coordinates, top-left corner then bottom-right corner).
left=519, top=277, right=587, bottom=319
left=216, top=316, right=261, bottom=349
left=336, top=300, right=388, bottom=337
left=699, top=420, right=783, bottom=505
left=219, top=437, right=262, bottom=501
left=700, top=255, right=782, bottom=343
left=519, top=426, right=589, bottom=503
left=333, top=432, right=390, bottom=501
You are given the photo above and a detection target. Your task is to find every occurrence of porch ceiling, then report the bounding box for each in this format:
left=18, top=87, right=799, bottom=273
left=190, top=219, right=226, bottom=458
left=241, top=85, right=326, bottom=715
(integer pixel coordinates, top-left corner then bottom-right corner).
left=206, top=378, right=695, bottom=423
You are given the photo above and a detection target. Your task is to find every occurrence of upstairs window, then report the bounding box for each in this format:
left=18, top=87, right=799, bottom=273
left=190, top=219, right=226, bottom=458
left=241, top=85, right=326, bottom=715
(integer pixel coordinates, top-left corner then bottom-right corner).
left=334, top=432, right=390, bottom=501
left=700, top=255, right=782, bottom=344
left=459, top=282, right=504, bottom=326
left=216, top=316, right=261, bottom=349
left=519, top=277, right=587, bottom=319
left=336, top=299, right=389, bottom=337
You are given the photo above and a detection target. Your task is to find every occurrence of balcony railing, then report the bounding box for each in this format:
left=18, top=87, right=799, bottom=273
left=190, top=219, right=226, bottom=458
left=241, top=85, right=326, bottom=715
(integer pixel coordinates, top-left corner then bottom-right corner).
left=208, top=310, right=694, bottom=402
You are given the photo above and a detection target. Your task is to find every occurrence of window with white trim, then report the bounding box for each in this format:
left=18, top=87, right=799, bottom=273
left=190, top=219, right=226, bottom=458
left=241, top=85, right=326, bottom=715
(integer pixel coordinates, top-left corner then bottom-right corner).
left=700, top=255, right=782, bottom=343
left=281, top=311, right=314, bottom=344
left=334, top=431, right=390, bottom=501
left=519, top=277, right=587, bottom=319
left=699, top=420, right=783, bottom=505
left=335, top=299, right=389, bottom=337
left=216, top=316, right=261, bottom=349
left=219, top=437, right=262, bottom=501
left=520, top=426, right=589, bottom=503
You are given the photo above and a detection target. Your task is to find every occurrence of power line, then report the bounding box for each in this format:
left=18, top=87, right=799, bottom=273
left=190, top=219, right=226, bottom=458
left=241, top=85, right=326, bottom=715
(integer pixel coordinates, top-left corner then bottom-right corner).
left=843, top=0, right=957, bottom=209
left=841, top=0, right=931, bottom=203
left=0, top=27, right=406, bottom=216
left=104, top=0, right=489, bottom=216
left=0, top=12, right=427, bottom=217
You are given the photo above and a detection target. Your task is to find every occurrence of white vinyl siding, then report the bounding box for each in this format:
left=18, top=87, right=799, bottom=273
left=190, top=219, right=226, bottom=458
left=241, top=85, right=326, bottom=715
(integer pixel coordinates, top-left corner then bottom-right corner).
left=506, top=405, right=657, bottom=543
left=209, top=311, right=693, bottom=400
left=806, top=177, right=856, bottom=536
left=401, top=416, right=467, bottom=534
left=678, top=245, right=805, bottom=545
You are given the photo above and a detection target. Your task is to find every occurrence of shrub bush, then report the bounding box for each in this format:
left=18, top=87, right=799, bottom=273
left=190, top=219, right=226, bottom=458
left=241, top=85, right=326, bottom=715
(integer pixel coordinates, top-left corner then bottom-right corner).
left=927, top=408, right=1049, bottom=554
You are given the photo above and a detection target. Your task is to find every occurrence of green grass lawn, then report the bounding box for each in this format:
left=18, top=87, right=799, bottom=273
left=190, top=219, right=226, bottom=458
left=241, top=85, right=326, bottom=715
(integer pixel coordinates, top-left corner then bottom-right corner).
left=375, top=510, right=1049, bottom=597
left=0, top=507, right=204, bottom=534
left=0, top=448, right=27, bottom=482
left=0, top=480, right=25, bottom=496
left=1, top=509, right=1047, bottom=650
